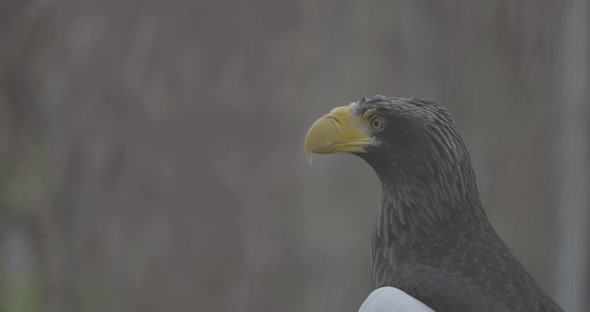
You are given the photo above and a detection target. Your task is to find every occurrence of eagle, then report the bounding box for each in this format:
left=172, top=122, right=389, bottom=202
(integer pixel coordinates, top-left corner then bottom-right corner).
left=304, top=96, right=563, bottom=311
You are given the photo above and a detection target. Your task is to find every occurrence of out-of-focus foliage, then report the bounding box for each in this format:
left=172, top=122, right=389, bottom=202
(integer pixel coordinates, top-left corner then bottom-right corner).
left=0, top=1, right=587, bottom=312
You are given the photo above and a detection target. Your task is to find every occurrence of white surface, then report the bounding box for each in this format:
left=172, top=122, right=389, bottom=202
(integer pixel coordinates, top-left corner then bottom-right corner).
left=358, top=287, right=434, bottom=312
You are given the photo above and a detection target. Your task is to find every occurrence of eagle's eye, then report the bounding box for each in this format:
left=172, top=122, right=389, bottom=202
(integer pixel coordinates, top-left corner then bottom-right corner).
left=369, top=115, right=384, bottom=132
left=363, top=108, right=385, bottom=132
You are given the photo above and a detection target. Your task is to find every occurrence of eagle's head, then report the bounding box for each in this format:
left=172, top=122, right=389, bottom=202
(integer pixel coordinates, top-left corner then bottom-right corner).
left=305, top=96, right=466, bottom=179
left=305, top=95, right=483, bottom=230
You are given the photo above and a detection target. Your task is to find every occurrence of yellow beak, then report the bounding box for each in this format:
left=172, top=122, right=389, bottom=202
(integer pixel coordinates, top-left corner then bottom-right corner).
left=304, top=106, right=374, bottom=163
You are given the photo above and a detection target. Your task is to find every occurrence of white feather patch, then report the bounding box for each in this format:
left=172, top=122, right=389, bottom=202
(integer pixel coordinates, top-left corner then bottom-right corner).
left=349, top=101, right=360, bottom=114
left=358, top=287, right=435, bottom=312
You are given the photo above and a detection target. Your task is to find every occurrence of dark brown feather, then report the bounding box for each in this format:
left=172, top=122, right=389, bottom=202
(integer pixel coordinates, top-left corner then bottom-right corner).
left=356, top=96, right=563, bottom=312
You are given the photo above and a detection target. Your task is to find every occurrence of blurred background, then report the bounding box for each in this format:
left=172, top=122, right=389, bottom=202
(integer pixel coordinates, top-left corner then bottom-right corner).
left=0, top=1, right=588, bottom=311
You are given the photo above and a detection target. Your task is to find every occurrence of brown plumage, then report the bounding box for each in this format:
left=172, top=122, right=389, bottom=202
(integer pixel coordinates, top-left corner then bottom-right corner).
left=316, top=96, right=564, bottom=311
left=354, top=96, right=563, bottom=311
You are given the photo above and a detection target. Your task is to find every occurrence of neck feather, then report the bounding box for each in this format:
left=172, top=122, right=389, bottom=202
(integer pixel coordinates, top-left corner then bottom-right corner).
left=371, top=137, right=488, bottom=245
